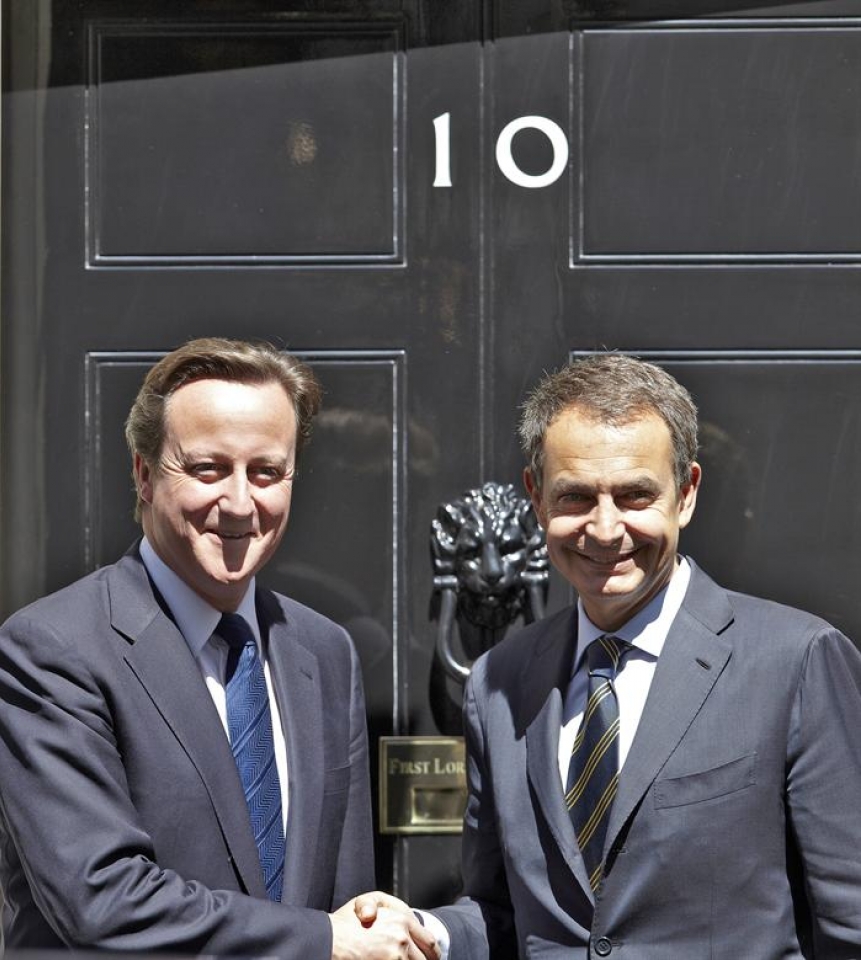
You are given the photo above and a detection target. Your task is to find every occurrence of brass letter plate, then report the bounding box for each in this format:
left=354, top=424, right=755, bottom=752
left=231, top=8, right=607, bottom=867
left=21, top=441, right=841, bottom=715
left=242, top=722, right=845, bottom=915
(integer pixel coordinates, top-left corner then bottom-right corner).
left=379, top=737, right=467, bottom=834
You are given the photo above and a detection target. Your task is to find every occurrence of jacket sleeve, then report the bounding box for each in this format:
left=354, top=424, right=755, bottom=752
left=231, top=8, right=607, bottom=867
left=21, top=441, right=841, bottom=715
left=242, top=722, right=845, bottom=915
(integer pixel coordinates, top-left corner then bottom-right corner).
left=786, top=626, right=861, bottom=956
left=0, top=612, right=333, bottom=957
left=432, top=667, right=516, bottom=960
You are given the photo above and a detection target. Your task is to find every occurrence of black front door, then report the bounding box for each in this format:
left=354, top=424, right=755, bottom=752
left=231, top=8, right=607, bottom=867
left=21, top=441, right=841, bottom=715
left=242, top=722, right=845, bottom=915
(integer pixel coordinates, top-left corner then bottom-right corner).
left=4, top=0, right=861, bottom=905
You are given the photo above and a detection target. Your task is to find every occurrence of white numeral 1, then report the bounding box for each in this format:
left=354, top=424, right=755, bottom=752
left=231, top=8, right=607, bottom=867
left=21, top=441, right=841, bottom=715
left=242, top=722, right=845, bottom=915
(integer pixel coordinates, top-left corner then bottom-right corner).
left=433, top=112, right=452, bottom=188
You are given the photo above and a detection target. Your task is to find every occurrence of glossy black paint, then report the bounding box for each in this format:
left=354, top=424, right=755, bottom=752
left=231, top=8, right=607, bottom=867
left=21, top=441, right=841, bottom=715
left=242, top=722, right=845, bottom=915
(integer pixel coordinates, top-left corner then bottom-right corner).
left=4, top=0, right=861, bottom=905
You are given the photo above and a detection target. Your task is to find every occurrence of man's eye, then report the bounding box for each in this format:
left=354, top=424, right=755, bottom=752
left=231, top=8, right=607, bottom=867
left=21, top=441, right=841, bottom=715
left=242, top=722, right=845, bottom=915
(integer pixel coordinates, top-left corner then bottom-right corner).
left=251, top=466, right=285, bottom=483
left=190, top=463, right=221, bottom=479
left=623, top=491, right=654, bottom=506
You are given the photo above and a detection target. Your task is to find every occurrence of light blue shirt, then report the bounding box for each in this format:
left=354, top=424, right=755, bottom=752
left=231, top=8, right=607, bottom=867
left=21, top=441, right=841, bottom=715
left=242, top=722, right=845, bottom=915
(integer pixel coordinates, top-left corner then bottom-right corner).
left=139, top=537, right=289, bottom=831
left=558, top=556, right=691, bottom=781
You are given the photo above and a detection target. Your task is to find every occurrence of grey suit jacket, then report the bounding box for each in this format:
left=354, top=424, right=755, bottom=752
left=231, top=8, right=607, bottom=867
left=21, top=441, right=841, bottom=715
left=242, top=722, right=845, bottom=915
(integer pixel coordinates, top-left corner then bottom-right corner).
left=434, top=560, right=861, bottom=959
left=0, top=544, right=374, bottom=956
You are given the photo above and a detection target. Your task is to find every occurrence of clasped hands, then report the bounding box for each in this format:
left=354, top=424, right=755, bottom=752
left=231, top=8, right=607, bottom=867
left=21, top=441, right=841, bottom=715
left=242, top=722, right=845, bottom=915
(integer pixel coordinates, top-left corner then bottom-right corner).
left=329, top=891, right=439, bottom=960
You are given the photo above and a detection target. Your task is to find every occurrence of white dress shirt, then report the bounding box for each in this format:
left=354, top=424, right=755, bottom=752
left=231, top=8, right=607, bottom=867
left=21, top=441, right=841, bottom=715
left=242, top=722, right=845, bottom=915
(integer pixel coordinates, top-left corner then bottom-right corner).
left=557, top=557, right=691, bottom=785
left=139, top=537, right=289, bottom=831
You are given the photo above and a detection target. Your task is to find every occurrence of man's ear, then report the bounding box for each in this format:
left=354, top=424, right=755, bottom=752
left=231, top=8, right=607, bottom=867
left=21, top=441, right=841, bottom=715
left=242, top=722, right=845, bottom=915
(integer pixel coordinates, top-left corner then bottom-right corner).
left=677, top=461, right=702, bottom=530
left=133, top=453, right=154, bottom=506
left=524, top=467, right=547, bottom=527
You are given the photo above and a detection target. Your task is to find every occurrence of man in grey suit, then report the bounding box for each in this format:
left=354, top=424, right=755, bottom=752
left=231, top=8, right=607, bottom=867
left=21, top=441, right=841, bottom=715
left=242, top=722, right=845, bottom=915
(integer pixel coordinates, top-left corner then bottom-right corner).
left=0, top=338, right=438, bottom=960
left=361, top=353, right=861, bottom=957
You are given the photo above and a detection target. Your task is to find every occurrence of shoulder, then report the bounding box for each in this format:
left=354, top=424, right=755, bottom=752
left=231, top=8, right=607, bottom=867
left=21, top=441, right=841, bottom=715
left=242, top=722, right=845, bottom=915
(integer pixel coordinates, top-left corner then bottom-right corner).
left=1, top=564, right=115, bottom=640
left=471, top=605, right=576, bottom=685
left=0, top=562, right=134, bottom=690
left=726, top=588, right=829, bottom=633
left=726, top=589, right=858, bottom=674
left=686, top=558, right=853, bottom=657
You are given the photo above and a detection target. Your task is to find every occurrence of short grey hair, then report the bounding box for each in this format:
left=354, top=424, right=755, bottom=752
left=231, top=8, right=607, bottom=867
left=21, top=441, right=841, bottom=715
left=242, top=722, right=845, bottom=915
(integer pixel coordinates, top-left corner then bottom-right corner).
left=519, top=354, right=698, bottom=491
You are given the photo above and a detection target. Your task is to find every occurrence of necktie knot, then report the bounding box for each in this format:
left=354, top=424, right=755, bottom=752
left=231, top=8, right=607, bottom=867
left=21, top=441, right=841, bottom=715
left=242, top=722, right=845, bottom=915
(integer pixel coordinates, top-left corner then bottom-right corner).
left=215, top=613, right=255, bottom=684
left=216, top=612, right=254, bottom=651
left=586, top=635, right=629, bottom=681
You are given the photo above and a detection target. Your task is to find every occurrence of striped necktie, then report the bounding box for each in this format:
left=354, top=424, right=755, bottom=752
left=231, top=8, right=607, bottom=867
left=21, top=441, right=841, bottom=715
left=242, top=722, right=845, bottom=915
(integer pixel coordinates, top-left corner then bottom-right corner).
left=216, top=613, right=285, bottom=902
left=565, top=635, right=630, bottom=891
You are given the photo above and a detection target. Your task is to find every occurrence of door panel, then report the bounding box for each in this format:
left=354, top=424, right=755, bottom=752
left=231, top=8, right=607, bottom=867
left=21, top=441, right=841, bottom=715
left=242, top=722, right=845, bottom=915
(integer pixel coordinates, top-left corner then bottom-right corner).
left=579, top=24, right=861, bottom=259
left=90, top=23, right=401, bottom=263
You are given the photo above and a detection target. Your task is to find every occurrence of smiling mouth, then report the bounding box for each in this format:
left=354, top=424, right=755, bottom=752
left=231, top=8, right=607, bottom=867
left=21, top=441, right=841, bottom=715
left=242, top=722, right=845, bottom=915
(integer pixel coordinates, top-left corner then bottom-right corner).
left=580, top=550, right=636, bottom=567
left=213, top=531, right=252, bottom=541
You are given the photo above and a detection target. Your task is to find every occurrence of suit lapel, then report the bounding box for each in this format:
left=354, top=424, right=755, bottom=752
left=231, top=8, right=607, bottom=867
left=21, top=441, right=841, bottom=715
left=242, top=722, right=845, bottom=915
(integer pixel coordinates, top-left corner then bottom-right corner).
left=107, top=548, right=267, bottom=898
left=605, top=562, right=734, bottom=855
left=523, top=609, right=596, bottom=904
left=257, top=591, right=324, bottom=908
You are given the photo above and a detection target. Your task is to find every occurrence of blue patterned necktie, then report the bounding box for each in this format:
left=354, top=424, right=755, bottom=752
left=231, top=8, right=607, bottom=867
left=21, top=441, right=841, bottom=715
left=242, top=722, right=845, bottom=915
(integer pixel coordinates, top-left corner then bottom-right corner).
left=216, top=613, right=285, bottom=902
left=565, top=635, right=630, bottom=891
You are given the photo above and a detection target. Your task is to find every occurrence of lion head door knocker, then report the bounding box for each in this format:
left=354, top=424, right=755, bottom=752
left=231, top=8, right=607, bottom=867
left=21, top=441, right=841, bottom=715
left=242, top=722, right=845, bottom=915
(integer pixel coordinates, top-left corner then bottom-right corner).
left=430, top=483, right=549, bottom=693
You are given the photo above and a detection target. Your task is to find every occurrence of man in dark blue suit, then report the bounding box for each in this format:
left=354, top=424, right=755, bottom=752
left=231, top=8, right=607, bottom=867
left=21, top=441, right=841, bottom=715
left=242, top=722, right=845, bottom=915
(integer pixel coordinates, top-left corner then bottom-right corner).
left=0, top=338, right=437, bottom=960
left=362, top=353, right=861, bottom=958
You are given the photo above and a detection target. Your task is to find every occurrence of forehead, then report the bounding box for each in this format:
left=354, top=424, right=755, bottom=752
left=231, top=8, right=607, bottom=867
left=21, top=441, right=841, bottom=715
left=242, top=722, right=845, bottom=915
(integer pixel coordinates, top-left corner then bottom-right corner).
left=163, top=377, right=296, bottom=440
left=542, top=409, right=675, bottom=482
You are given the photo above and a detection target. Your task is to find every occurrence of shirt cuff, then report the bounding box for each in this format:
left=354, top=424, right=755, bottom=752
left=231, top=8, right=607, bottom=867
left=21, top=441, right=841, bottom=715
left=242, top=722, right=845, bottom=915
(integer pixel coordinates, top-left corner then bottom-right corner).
left=416, top=910, right=451, bottom=960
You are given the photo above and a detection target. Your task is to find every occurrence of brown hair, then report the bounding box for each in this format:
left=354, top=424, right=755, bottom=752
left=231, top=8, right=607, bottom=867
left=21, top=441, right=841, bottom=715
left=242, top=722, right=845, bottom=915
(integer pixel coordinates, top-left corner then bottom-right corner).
left=125, top=337, right=321, bottom=519
left=519, top=353, right=698, bottom=491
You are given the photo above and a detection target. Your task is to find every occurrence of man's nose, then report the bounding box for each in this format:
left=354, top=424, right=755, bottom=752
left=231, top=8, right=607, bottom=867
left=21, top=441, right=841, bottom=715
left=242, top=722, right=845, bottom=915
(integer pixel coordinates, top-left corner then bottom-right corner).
left=219, top=471, right=254, bottom=515
left=586, top=499, right=623, bottom=543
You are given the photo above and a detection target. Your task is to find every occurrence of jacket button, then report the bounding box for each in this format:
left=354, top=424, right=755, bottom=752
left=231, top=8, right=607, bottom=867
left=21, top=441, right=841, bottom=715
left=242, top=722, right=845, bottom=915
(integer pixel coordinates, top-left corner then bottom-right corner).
left=594, top=937, right=613, bottom=956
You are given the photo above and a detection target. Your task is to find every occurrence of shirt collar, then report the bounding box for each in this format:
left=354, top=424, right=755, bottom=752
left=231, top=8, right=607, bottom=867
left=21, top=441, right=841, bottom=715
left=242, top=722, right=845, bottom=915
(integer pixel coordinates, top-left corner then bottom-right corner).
left=139, top=537, right=260, bottom=657
left=574, top=556, right=691, bottom=673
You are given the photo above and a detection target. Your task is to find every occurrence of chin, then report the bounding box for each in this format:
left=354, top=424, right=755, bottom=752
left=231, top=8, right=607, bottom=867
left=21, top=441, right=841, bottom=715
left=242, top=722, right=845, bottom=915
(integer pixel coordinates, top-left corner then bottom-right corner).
left=216, top=568, right=255, bottom=586
left=606, top=574, right=647, bottom=596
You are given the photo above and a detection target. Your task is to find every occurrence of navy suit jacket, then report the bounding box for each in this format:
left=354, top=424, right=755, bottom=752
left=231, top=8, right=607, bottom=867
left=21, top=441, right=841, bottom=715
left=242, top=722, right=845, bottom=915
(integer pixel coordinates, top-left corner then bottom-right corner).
left=434, top=560, right=861, bottom=959
left=0, top=544, right=374, bottom=956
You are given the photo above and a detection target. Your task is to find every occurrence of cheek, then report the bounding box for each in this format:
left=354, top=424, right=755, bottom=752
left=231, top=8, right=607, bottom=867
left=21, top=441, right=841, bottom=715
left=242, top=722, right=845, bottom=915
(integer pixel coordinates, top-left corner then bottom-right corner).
left=152, top=478, right=212, bottom=517
left=176, top=493, right=216, bottom=520
left=629, top=514, right=678, bottom=549
left=259, top=490, right=293, bottom=527
left=545, top=514, right=583, bottom=541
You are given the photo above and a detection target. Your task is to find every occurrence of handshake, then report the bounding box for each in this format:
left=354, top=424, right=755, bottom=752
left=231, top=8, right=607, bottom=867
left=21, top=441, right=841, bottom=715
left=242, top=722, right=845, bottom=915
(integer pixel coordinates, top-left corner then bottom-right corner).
left=328, top=891, right=442, bottom=960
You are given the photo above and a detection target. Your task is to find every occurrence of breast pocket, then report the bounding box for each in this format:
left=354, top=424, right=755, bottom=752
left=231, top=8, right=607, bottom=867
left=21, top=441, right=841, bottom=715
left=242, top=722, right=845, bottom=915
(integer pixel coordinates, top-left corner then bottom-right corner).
left=653, top=752, right=756, bottom=808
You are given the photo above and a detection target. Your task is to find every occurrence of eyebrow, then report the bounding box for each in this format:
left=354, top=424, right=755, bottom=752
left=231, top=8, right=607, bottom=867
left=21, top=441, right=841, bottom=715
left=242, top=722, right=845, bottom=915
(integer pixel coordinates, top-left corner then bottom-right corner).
left=548, top=479, right=592, bottom=498
left=615, top=476, right=662, bottom=495
left=249, top=456, right=291, bottom=470
left=177, top=450, right=292, bottom=471
left=549, top=475, right=662, bottom=498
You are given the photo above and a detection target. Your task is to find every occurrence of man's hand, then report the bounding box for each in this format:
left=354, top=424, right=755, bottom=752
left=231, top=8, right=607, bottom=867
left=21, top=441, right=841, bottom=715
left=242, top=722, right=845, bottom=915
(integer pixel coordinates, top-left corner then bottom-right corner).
left=352, top=890, right=414, bottom=927
left=330, top=895, right=440, bottom=960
